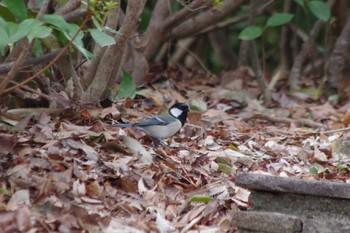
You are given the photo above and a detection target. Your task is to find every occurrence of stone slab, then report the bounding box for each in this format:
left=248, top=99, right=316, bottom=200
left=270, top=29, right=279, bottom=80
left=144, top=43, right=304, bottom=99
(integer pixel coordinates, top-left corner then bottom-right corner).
left=303, top=218, right=350, bottom=233
left=232, top=211, right=302, bottom=233
left=236, top=172, right=350, bottom=199
left=249, top=191, right=350, bottom=222
left=237, top=230, right=268, bottom=233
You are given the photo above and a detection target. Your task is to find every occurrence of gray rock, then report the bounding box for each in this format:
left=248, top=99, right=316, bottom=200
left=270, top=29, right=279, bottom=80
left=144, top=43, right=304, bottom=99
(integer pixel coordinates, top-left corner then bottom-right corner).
left=303, top=218, right=350, bottom=233
left=250, top=191, right=350, bottom=222
left=232, top=211, right=302, bottom=233
left=233, top=172, right=350, bottom=233
left=236, top=172, right=350, bottom=199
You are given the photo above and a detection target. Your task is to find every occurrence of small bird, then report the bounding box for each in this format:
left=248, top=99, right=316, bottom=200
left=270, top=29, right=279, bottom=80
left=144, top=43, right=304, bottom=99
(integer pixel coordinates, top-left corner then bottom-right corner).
left=112, top=103, right=189, bottom=145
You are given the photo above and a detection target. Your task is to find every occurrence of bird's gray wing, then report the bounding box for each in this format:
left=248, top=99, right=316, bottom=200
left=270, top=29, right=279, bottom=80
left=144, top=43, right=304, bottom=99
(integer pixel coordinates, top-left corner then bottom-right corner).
left=111, top=123, right=132, bottom=128
left=134, top=116, right=168, bottom=126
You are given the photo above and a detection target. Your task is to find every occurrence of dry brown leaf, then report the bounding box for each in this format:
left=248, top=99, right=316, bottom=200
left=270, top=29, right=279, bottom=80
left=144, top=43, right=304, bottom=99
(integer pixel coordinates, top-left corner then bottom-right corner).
left=101, top=105, right=121, bottom=119
left=0, top=133, right=17, bottom=155
left=120, top=135, right=153, bottom=164
left=64, top=138, right=99, bottom=161
left=0, top=206, right=31, bottom=233
left=7, top=190, right=30, bottom=210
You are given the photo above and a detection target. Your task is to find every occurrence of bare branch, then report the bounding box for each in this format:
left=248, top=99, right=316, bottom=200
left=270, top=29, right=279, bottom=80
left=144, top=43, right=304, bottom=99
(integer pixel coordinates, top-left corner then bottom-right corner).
left=0, top=40, right=31, bottom=94
left=83, top=0, right=147, bottom=103
left=0, top=50, right=61, bottom=74
left=36, top=0, right=52, bottom=20
left=84, top=1, right=120, bottom=89
left=170, top=0, right=245, bottom=40
left=142, top=0, right=171, bottom=59
left=0, top=16, right=90, bottom=96
left=208, top=28, right=237, bottom=69
left=144, top=0, right=205, bottom=60
left=56, top=0, right=81, bottom=15
left=238, top=0, right=256, bottom=66
left=289, top=0, right=336, bottom=90
left=327, top=17, right=350, bottom=90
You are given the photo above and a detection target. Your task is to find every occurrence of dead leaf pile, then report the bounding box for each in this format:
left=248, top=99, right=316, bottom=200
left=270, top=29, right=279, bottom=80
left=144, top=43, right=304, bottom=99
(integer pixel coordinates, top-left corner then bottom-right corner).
left=1, top=70, right=350, bottom=232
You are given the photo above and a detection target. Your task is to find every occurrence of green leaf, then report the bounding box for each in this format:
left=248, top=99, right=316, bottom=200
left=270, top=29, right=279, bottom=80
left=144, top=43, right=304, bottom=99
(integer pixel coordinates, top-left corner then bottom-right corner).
left=6, top=22, right=18, bottom=37
left=65, top=24, right=93, bottom=59
left=328, top=94, right=339, bottom=104
left=239, top=26, right=263, bottom=40
left=0, top=5, right=16, bottom=22
left=8, top=20, right=32, bottom=44
left=189, top=196, right=213, bottom=204
left=0, top=27, right=8, bottom=54
left=0, top=187, right=11, bottom=196
left=43, top=14, right=70, bottom=31
left=190, top=98, right=207, bottom=112
left=297, top=87, right=323, bottom=100
left=309, top=166, right=318, bottom=175
left=338, top=164, right=348, bottom=169
left=0, top=17, right=7, bottom=28
left=309, top=1, right=331, bottom=21
left=117, top=71, right=137, bottom=99
left=89, top=29, right=116, bottom=47
left=266, top=13, right=294, bottom=27
left=32, top=39, right=43, bottom=57
left=6, top=19, right=51, bottom=44
left=28, top=25, right=51, bottom=42
left=294, top=0, right=305, bottom=9
left=140, top=7, right=151, bottom=32
left=91, top=16, right=102, bottom=31
left=26, top=20, right=52, bottom=42
left=4, top=0, right=27, bottom=20
left=217, top=163, right=233, bottom=175
left=44, top=14, right=93, bottom=59
left=214, top=157, right=231, bottom=165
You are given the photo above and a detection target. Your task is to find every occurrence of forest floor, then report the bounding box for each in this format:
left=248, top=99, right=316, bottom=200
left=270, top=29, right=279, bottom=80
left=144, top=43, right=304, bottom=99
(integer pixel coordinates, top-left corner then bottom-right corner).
left=1, top=68, right=350, bottom=232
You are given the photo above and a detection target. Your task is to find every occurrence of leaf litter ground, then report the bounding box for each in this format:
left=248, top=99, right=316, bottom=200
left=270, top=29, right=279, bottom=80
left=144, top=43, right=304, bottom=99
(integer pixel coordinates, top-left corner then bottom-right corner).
left=1, top=70, right=350, bottom=232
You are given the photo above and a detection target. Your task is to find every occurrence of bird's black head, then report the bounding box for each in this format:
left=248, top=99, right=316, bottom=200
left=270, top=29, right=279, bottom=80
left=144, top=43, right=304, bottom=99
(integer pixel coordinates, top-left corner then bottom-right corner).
left=169, top=103, right=189, bottom=126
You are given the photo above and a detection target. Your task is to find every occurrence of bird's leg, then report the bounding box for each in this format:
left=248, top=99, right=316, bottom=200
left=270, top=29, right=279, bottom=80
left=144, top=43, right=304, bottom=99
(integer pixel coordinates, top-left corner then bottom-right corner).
left=153, top=138, right=171, bottom=149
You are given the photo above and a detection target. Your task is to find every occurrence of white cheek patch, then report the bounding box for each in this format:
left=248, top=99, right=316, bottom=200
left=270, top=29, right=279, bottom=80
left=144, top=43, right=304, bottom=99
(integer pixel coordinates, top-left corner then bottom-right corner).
left=170, top=108, right=183, bottom=117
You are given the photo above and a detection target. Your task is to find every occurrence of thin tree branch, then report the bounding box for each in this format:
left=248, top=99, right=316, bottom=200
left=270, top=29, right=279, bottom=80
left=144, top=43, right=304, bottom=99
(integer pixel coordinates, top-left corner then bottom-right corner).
left=0, top=0, right=51, bottom=94
left=144, top=0, right=206, bottom=60
left=208, top=28, right=237, bottom=69
left=0, top=50, right=61, bottom=74
left=289, top=0, right=336, bottom=90
left=56, top=0, right=81, bottom=15
left=36, top=0, right=52, bottom=20
left=0, top=16, right=91, bottom=96
left=170, top=0, right=245, bottom=40
left=0, top=40, right=31, bottom=94
left=239, top=0, right=255, bottom=66
left=82, top=0, right=147, bottom=103
left=327, top=17, right=350, bottom=90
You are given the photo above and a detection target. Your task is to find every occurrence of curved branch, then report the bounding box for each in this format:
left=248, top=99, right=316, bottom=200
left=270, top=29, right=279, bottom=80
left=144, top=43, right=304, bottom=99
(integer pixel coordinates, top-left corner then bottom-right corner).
left=142, top=0, right=171, bottom=59
left=0, top=16, right=90, bottom=96
left=82, top=0, right=147, bottom=103
left=56, top=0, right=81, bottom=15
left=327, top=17, right=350, bottom=89
left=144, top=0, right=207, bottom=59
left=83, top=1, right=120, bottom=89
left=170, top=0, right=245, bottom=40
left=289, top=0, right=336, bottom=90
left=0, top=50, right=61, bottom=74
left=288, top=20, right=325, bottom=90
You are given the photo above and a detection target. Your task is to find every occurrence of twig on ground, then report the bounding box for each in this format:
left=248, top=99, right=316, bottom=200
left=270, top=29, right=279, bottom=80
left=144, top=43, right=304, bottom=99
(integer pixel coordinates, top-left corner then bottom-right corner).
left=244, top=113, right=325, bottom=129
left=321, top=127, right=350, bottom=134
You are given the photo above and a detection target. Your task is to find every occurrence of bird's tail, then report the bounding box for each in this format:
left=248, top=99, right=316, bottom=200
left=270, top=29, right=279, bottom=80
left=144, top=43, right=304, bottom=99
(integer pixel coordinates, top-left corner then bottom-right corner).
left=111, top=123, right=133, bottom=128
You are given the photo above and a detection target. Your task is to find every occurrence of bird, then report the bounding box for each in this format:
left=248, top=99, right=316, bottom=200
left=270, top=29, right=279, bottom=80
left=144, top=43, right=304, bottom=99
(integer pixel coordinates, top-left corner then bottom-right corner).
left=111, top=103, right=189, bottom=145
